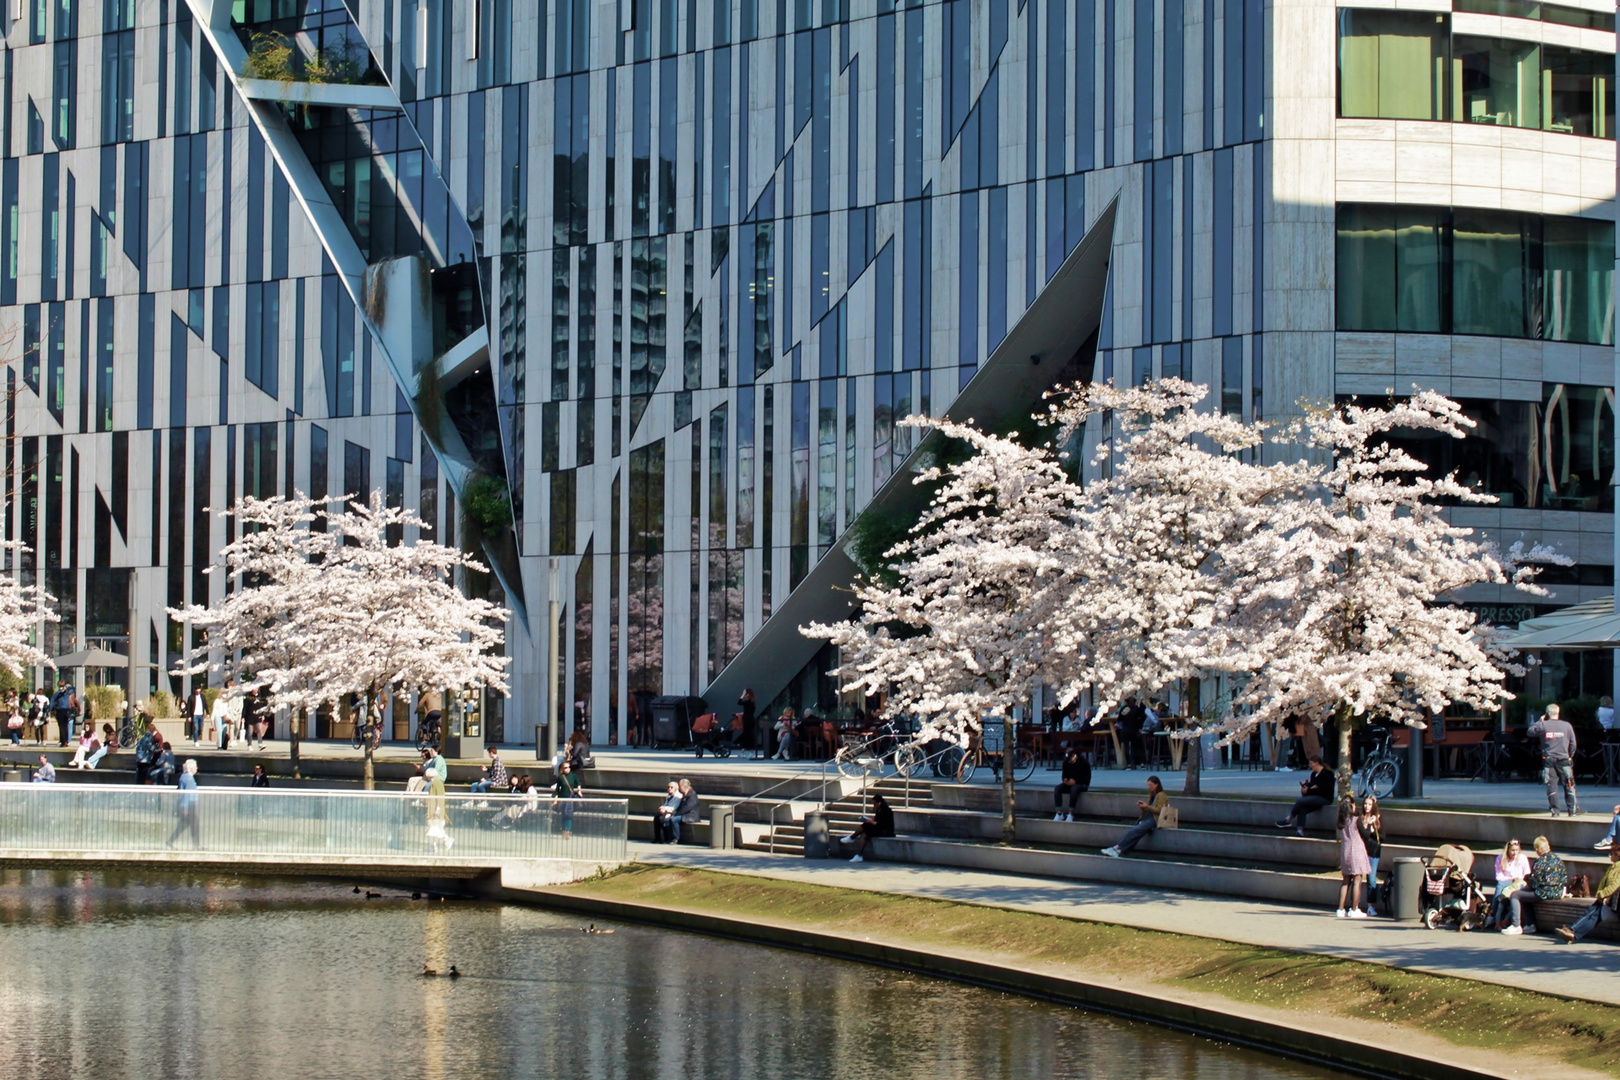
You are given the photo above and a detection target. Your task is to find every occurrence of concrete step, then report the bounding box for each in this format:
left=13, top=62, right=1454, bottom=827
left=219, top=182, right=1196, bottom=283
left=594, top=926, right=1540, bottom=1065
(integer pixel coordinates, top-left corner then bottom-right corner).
left=936, top=784, right=1620, bottom=853
left=871, top=836, right=1345, bottom=907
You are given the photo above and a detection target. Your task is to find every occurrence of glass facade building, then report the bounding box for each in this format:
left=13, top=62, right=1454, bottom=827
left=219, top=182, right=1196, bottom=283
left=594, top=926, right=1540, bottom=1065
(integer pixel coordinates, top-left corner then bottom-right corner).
left=0, top=0, right=1612, bottom=735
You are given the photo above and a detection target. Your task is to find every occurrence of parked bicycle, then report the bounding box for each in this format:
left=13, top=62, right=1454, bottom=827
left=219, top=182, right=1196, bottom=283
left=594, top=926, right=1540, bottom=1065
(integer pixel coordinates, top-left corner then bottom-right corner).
left=117, top=710, right=153, bottom=750
left=930, top=724, right=1037, bottom=785
left=1353, top=726, right=1402, bottom=800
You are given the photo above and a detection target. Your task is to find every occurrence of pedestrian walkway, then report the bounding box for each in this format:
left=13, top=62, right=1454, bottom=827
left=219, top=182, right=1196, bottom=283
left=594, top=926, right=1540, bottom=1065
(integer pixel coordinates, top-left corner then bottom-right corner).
left=628, top=843, right=1620, bottom=1006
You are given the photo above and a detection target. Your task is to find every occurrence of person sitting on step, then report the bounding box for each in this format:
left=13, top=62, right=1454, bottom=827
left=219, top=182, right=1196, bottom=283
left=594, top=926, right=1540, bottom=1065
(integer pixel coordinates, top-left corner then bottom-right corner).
left=1275, top=754, right=1334, bottom=837
left=1101, top=776, right=1168, bottom=858
left=1053, top=748, right=1090, bottom=822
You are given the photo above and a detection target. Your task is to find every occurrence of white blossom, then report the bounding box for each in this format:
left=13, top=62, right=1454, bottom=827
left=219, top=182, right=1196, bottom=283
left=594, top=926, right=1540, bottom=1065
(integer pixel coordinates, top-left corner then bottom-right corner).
left=0, top=542, right=58, bottom=679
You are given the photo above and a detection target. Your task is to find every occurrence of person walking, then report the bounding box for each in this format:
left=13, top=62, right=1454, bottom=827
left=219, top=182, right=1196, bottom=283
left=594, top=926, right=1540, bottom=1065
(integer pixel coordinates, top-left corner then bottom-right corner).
left=1053, top=748, right=1091, bottom=821
left=1491, top=839, right=1533, bottom=934
left=1358, top=795, right=1384, bottom=915
left=28, top=691, right=45, bottom=745
left=738, top=689, right=758, bottom=755
left=6, top=694, right=22, bottom=745
left=1335, top=797, right=1370, bottom=919
left=51, top=683, right=74, bottom=746
left=422, top=746, right=452, bottom=851
left=1527, top=704, right=1579, bottom=817
left=166, top=760, right=201, bottom=849
left=189, top=687, right=206, bottom=747
left=1275, top=754, right=1335, bottom=836
left=1101, top=776, right=1168, bottom=858
left=553, top=760, right=583, bottom=838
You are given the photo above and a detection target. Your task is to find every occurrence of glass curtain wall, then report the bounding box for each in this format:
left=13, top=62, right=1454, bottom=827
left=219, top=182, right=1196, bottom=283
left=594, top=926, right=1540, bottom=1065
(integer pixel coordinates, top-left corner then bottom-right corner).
left=1337, top=204, right=1614, bottom=345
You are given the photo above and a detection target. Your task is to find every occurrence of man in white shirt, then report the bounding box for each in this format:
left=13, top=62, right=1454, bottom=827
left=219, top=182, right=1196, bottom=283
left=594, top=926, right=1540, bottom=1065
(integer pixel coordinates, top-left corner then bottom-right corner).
left=1598, top=696, right=1615, bottom=732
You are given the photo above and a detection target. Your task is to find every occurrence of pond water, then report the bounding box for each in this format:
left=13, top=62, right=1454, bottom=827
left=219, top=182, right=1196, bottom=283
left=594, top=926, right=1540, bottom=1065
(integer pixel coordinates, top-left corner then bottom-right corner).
left=0, top=871, right=1352, bottom=1080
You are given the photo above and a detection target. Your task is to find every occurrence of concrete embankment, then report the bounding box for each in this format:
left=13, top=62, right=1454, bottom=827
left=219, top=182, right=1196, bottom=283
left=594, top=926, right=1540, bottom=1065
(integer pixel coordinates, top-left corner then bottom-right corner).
left=499, top=865, right=1618, bottom=1080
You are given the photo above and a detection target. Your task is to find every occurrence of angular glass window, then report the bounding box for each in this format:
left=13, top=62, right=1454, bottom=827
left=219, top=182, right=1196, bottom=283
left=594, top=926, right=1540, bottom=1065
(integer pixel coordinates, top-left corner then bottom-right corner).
left=1543, top=216, right=1615, bottom=345
left=1338, top=10, right=1449, bottom=120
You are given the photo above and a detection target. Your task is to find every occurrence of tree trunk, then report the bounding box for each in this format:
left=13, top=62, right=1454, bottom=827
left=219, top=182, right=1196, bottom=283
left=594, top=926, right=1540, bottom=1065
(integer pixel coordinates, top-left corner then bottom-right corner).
left=1333, top=705, right=1355, bottom=801
left=1183, top=680, right=1201, bottom=796
left=290, top=707, right=302, bottom=780
left=362, top=689, right=376, bottom=791
left=1001, top=714, right=1016, bottom=845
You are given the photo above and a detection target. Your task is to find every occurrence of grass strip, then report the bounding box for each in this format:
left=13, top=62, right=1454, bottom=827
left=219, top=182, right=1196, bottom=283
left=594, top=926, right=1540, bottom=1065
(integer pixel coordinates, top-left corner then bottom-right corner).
left=564, top=863, right=1620, bottom=1076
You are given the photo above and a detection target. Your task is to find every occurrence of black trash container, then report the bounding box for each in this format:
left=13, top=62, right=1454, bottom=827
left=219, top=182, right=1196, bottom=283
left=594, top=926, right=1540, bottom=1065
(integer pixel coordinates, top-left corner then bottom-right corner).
left=649, top=695, right=707, bottom=749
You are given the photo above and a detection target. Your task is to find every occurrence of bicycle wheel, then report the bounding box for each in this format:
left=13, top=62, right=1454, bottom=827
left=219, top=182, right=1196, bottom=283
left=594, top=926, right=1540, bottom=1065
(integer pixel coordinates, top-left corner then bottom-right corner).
left=118, top=723, right=135, bottom=747
left=1367, top=758, right=1400, bottom=800
left=953, top=751, right=978, bottom=785
left=833, top=746, right=863, bottom=779
left=1011, top=746, right=1037, bottom=782
left=893, top=744, right=925, bottom=778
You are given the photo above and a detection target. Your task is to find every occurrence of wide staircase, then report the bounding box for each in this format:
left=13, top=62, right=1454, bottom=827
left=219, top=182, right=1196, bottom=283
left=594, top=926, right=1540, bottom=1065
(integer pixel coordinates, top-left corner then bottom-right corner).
left=864, top=783, right=1618, bottom=926
left=738, top=775, right=936, bottom=854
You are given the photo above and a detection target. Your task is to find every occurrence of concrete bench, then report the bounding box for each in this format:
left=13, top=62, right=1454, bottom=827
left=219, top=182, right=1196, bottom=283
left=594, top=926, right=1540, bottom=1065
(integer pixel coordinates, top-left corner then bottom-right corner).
left=1520, top=896, right=1620, bottom=942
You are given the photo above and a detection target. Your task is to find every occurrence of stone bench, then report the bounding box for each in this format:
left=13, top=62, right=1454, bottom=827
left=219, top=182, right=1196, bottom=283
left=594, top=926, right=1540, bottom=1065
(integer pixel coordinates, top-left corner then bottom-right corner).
left=1520, top=896, right=1620, bottom=942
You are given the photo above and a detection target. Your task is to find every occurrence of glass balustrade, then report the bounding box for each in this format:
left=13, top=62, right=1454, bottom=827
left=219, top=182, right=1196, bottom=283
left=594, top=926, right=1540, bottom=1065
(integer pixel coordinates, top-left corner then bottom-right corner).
left=0, top=784, right=627, bottom=865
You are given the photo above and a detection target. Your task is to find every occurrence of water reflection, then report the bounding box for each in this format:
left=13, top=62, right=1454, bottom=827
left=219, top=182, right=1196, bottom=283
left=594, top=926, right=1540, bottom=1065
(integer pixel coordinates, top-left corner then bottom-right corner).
left=0, top=871, right=1348, bottom=1080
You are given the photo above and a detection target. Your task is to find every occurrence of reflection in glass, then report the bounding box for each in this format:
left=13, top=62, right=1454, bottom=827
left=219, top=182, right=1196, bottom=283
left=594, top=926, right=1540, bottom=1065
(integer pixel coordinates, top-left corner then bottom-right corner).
left=1543, top=384, right=1616, bottom=510
left=1336, top=205, right=1447, bottom=332
left=1542, top=46, right=1613, bottom=139
left=1451, top=209, right=1534, bottom=339
left=1338, top=10, right=1449, bottom=119
left=1454, top=36, right=1540, bottom=128
left=1544, top=217, right=1615, bottom=344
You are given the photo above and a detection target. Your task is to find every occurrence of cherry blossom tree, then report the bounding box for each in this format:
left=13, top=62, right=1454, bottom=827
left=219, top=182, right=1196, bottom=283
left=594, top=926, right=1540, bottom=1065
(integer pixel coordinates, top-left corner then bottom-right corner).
left=0, top=542, right=58, bottom=682
left=172, top=493, right=511, bottom=788
left=169, top=495, right=330, bottom=776
left=312, top=493, right=511, bottom=788
left=1212, top=391, right=1563, bottom=796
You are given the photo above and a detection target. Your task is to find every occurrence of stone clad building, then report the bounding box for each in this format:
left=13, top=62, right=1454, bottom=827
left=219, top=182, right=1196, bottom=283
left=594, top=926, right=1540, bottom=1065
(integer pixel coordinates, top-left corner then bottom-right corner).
left=1, top=0, right=1612, bottom=741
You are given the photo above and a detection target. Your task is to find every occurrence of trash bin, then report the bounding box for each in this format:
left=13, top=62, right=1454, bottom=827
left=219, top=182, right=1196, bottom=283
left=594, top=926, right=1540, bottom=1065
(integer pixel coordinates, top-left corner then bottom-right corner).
left=802, top=811, right=831, bottom=858
left=1392, top=857, right=1424, bottom=921
left=1, top=769, right=19, bottom=783
left=649, top=695, right=707, bottom=749
left=709, top=804, right=734, bottom=849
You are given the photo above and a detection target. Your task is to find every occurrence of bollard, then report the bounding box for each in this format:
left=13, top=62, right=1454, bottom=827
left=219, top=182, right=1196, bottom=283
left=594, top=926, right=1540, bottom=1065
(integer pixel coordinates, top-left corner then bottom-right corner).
left=535, top=725, right=549, bottom=763
left=709, top=804, right=735, bottom=849
left=1392, top=857, right=1424, bottom=921
left=802, top=811, right=831, bottom=858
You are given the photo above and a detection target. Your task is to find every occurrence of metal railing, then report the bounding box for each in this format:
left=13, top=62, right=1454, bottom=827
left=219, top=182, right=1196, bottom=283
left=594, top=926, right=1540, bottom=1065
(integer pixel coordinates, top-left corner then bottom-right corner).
left=0, top=783, right=628, bottom=865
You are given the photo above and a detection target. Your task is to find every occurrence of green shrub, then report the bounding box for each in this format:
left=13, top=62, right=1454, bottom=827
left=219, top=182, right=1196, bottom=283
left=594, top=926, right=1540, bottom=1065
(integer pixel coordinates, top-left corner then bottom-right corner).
left=462, top=474, right=514, bottom=531
left=144, top=689, right=179, bottom=718
left=242, top=32, right=295, bottom=82
left=84, top=684, right=126, bottom=721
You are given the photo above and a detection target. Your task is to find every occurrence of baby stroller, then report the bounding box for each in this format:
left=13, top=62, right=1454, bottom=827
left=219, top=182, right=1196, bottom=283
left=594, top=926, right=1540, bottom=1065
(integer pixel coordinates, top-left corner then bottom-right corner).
left=1420, top=844, right=1491, bottom=931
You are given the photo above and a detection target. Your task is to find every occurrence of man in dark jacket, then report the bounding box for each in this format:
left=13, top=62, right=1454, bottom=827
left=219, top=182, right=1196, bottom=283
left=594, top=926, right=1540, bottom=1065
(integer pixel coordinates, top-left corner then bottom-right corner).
left=671, top=778, right=701, bottom=844
left=1053, top=748, right=1091, bottom=821
left=134, top=727, right=159, bottom=786
left=1275, top=754, right=1334, bottom=836
left=1528, top=704, right=1580, bottom=816
left=1116, top=697, right=1145, bottom=768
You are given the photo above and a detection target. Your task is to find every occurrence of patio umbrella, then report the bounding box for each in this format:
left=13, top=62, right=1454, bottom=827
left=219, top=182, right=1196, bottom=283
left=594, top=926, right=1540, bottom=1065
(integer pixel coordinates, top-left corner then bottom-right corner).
left=1501, top=596, right=1620, bottom=651
left=51, top=647, right=133, bottom=669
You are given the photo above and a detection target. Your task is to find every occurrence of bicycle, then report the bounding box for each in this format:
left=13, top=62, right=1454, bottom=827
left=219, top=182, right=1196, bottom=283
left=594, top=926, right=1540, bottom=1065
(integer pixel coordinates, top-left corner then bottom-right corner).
left=948, top=729, right=1037, bottom=785
left=1353, top=727, right=1402, bottom=800
left=118, top=712, right=153, bottom=750
left=352, top=718, right=383, bottom=752
left=415, top=717, right=442, bottom=752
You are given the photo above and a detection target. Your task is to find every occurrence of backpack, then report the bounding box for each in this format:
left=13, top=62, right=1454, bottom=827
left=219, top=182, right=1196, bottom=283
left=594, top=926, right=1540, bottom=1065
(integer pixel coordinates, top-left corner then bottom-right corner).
left=51, top=689, right=70, bottom=712
left=1570, top=874, right=1592, bottom=899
